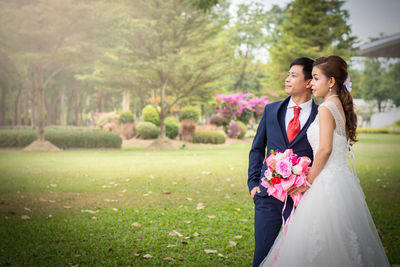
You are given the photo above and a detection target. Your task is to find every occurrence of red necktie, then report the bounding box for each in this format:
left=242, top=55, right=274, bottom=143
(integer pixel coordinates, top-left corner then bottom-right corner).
left=287, top=106, right=301, bottom=143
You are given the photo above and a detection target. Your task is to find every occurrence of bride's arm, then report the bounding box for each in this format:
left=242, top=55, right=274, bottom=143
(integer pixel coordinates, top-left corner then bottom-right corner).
left=289, top=106, right=334, bottom=196
left=305, top=106, right=335, bottom=184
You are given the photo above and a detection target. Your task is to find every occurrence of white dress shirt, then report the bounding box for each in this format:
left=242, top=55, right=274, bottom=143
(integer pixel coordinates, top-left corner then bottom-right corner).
left=285, top=97, right=313, bottom=131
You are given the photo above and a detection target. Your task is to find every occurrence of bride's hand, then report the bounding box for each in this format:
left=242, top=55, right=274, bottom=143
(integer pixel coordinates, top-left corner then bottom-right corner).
left=288, top=185, right=309, bottom=197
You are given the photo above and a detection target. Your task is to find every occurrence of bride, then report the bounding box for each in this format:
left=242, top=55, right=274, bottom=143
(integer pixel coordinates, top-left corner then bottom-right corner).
left=260, top=56, right=390, bottom=267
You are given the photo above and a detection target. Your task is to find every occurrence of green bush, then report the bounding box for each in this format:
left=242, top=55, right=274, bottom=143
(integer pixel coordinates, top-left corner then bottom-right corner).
left=136, top=122, right=160, bottom=139
left=165, top=117, right=179, bottom=139
left=118, top=111, right=135, bottom=124
left=193, top=130, right=225, bottom=144
left=357, top=127, right=389, bottom=134
left=227, top=121, right=247, bottom=139
left=179, top=106, right=200, bottom=122
left=142, top=105, right=160, bottom=126
left=0, top=128, right=122, bottom=148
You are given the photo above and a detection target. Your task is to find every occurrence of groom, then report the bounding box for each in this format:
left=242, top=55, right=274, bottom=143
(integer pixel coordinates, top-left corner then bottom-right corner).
left=248, top=57, right=318, bottom=267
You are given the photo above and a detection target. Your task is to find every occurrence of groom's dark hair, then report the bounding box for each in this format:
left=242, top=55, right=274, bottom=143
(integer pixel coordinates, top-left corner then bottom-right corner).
left=290, top=57, right=314, bottom=80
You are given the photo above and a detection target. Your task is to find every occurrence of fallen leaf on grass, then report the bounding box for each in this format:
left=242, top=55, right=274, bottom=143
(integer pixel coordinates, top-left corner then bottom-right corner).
left=169, top=230, right=183, bottom=237
left=92, top=217, right=97, bottom=220
left=204, top=249, right=218, bottom=254
left=81, top=209, right=98, bottom=214
left=39, top=198, right=47, bottom=202
left=207, top=215, right=216, bottom=219
left=186, top=198, right=192, bottom=201
left=143, top=254, right=153, bottom=258
left=64, top=206, right=72, bottom=209
left=21, top=215, right=30, bottom=220
left=185, top=221, right=191, bottom=224
left=120, top=189, right=127, bottom=193
left=163, top=257, right=174, bottom=261
left=102, top=185, right=112, bottom=189
left=74, top=254, right=81, bottom=258
left=167, top=244, right=176, bottom=248
left=47, top=214, right=53, bottom=219
left=112, top=208, right=118, bottom=212
left=214, top=188, right=221, bottom=192
left=234, top=235, right=242, bottom=239
left=50, top=184, right=57, bottom=187
left=143, top=194, right=149, bottom=197
left=229, top=241, right=237, bottom=247
left=193, top=232, right=199, bottom=237
left=24, top=207, right=31, bottom=212
left=196, top=203, right=205, bottom=210
left=162, top=190, right=171, bottom=194
left=201, top=171, right=211, bottom=175
left=240, top=219, right=248, bottom=222
left=132, top=222, right=141, bottom=227
left=218, top=253, right=227, bottom=258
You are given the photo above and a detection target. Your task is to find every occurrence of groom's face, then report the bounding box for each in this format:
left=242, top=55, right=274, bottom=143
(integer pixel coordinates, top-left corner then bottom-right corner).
left=285, top=65, right=311, bottom=96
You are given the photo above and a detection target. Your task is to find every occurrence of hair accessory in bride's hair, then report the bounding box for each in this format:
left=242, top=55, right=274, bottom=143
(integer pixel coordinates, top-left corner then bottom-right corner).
left=343, top=76, right=352, bottom=92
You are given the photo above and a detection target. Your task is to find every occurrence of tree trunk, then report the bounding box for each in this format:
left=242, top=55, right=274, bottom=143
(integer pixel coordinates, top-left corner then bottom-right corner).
left=37, top=67, right=45, bottom=141
left=97, top=90, right=104, bottom=112
left=0, top=86, right=6, bottom=125
left=60, top=86, right=65, bottom=125
left=23, top=103, right=29, bottom=126
left=14, top=87, right=23, bottom=126
left=123, top=90, right=130, bottom=111
left=44, top=91, right=50, bottom=126
left=159, top=81, right=167, bottom=139
left=29, top=68, right=36, bottom=128
left=67, top=87, right=75, bottom=125
left=75, top=90, right=83, bottom=126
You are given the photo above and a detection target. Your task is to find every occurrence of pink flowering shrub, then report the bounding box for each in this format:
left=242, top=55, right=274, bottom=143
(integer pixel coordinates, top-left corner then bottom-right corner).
left=227, top=121, right=247, bottom=139
left=213, top=93, right=271, bottom=125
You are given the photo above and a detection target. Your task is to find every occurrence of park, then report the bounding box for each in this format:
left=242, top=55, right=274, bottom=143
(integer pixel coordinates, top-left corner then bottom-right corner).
left=0, top=0, right=399, bottom=266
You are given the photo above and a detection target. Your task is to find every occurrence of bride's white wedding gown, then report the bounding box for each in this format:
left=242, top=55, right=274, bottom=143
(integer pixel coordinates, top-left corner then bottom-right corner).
left=260, top=101, right=390, bottom=267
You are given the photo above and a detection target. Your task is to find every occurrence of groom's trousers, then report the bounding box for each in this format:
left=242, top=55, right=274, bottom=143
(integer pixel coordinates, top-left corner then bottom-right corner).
left=252, top=193, right=294, bottom=267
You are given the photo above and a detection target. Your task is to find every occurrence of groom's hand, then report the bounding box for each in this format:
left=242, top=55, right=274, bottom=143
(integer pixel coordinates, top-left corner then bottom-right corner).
left=250, top=186, right=261, bottom=199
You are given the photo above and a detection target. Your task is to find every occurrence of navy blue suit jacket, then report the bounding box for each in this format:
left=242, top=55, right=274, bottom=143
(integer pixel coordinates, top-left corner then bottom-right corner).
left=248, top=96, right=318, bottom=195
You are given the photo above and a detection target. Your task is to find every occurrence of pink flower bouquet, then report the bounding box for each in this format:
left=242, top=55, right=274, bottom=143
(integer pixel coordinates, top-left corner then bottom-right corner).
left=261, top=149, right=311, bottom=206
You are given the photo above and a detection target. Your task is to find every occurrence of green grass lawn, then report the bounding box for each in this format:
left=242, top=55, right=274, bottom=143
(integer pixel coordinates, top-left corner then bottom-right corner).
left=0, top=134, right=399, bottom=266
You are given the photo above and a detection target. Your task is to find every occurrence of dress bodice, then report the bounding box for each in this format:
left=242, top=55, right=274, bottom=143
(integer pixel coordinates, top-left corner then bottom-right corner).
left=306, top=100, right=348, bottom=170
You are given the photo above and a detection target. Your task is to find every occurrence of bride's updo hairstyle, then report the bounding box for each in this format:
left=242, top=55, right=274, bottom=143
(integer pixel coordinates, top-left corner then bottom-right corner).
left=313, top=56, right=357, bottom=144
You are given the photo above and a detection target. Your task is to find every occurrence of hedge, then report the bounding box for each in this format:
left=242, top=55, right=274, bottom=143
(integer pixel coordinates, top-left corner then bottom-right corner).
left=165, top=117, right=179, bottom=139
left=136, top=122, right=160, bottom=139
left=357, top=127, right=400, bottom=134
left=0, top=128, right=122, bottom=148
left=193, top=130, right=225, bottom=144
left=179, top=106, right=200, bottom=122
left=142, top=105, right=160, bottom=126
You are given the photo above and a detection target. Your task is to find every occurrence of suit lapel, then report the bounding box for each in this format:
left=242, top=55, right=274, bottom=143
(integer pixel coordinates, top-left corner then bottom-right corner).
left=276, top=97, right=290, bottom=147
left=290, top=99, right=318, bottom=146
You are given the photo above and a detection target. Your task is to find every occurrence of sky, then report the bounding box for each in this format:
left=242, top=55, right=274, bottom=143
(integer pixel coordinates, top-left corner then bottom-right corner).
left=229, top=0, right=400, bottom=45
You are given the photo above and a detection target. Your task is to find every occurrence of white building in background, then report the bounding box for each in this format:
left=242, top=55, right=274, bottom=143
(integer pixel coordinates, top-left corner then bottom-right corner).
left=354, top=99, right=400, bottom=128
left=355, top=32, right=400, bottom=128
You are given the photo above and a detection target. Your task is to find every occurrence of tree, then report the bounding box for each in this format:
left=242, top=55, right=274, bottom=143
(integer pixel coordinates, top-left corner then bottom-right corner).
left=359, top=59, right=400, bottom=112
left=265, top=0, right=356, bottom=94
left=127, top=0, right=230, bottom=141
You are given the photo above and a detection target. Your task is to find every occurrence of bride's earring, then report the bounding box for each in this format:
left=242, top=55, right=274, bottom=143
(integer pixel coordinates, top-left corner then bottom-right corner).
left=329, top=87, right=332, bottom=92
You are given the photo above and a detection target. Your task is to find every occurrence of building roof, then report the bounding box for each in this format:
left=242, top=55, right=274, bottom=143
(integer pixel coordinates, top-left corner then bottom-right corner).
left=357, top=32, right=400, bottom=58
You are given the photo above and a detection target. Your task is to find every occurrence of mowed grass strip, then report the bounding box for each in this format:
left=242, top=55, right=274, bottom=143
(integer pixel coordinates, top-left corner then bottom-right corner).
left=0, top=134, right=398, bottom=266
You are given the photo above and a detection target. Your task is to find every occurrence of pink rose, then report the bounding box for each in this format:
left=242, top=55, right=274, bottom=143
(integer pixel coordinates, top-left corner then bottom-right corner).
left=276, top=158, right=293, bottom=178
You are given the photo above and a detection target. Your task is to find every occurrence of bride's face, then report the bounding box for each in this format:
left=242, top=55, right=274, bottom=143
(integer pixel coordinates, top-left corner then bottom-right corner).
left=311, top=67, right=330, bottom=98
